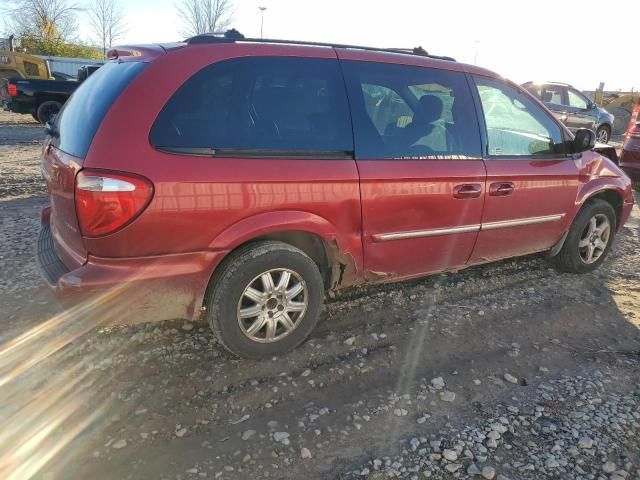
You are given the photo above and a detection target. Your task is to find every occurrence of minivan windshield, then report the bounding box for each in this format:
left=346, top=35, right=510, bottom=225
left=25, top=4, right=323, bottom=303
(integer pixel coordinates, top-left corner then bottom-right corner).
left=52, top=61, right=147, bottom=158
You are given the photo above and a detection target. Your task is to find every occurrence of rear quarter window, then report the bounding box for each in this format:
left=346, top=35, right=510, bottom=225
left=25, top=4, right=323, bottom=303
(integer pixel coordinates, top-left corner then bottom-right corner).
left=150, top=56, right=353, bottom=156
left=52, top=61, right=147, bottom=158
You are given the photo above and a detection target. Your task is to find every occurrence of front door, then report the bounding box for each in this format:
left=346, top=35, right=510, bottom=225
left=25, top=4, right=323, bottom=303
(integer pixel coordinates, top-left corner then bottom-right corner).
left=339, top=56, right=486, bottom=278
left=565, top=87, right=597, bottom=131
left=470, top=76, right=579, bottom=263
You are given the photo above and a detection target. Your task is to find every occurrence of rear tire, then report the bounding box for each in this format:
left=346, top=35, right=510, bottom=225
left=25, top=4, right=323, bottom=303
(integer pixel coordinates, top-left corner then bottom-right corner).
left=552, top=199, right=616, bottom=273
left=205, top=241, right=324, bottom=359
left=36, top=100, right=62, bottom=124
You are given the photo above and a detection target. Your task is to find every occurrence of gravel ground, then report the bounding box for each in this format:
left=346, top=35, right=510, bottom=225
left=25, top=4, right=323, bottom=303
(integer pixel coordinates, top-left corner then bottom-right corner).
left=0, top=109, right=639, bottom=480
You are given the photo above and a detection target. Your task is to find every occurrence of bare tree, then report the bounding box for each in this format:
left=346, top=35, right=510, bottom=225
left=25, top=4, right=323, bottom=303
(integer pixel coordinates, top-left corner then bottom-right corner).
left=87, top=0, right=126, bottom=58
left=176, top=0, right=233, bottom=38
left=6, top=0, right=80, bottom=43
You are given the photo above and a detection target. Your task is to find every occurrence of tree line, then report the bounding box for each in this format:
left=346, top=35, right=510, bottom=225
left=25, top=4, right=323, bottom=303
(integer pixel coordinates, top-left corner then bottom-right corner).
left=3, top=0, right=234, bottom=59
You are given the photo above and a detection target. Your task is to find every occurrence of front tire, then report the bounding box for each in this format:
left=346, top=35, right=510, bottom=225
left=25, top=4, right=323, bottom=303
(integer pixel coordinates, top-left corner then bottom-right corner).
left=205, top=241, right=324, bottom=359
left=552, top=199, right=616, bottom=273
left=596, top=125, right=610, bottom=144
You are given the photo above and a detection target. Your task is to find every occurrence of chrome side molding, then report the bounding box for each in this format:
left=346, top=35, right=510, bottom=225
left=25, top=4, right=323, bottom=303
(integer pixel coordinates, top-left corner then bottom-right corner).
left=373, top=214, right=565, bottom=242
left=481, top=214, right=565, bottom=230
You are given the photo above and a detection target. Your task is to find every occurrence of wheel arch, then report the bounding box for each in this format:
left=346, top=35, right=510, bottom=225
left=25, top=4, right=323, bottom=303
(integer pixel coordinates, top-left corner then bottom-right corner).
left=205, top=210, right=363, bottom=296
left=35, top=95, right=66, bottom=107
left=552, top=185, right=626, bottom=257
left=580, top=188, right=624, bottom=230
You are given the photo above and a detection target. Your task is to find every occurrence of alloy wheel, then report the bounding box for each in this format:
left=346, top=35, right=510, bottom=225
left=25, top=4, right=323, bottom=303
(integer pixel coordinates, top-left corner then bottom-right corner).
left=596, top=128, right=609, bottom=143
left=578, top=214, right=610, bottom=264
left=237, top=268, right=308, bottom=343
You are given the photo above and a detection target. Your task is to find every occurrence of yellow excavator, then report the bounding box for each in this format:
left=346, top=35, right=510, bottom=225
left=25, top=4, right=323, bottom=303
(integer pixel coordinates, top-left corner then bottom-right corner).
left=0, top=36, right=52, bottom=81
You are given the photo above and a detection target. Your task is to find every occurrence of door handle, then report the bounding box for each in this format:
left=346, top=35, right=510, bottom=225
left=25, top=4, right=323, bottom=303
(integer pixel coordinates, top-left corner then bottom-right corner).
left=453, top=183, right=482, bottom=199
left=489, top=182, right=515, bottom=196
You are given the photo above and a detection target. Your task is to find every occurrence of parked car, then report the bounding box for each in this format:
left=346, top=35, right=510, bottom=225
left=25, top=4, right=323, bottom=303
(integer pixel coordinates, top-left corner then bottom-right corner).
left=36, top=31, right=634, bottom=359
left=619, top=102, right=640, bottom=190
left=522, top=81, right=615, bottom=143
left=0, top=76, right=78, bottom=123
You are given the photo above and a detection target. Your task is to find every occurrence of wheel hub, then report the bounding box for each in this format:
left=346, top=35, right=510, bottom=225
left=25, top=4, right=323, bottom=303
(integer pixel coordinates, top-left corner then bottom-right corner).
left=266, top=297, right=278, bottom=310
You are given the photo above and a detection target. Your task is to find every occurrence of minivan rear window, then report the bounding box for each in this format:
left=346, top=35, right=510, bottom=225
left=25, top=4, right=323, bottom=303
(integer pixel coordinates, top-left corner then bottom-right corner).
left=52, top=61, right=147, bottom=158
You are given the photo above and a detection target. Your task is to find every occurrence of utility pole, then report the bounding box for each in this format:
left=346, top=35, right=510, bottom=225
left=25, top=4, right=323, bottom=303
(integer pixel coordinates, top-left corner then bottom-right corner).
left=259, top=7, right=267, bottom=39
left=473, top=40, right=480, bottom=65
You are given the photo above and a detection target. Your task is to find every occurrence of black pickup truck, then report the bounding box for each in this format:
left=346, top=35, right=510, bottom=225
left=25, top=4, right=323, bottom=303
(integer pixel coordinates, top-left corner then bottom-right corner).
left=1, top=76, right=79, bottom=124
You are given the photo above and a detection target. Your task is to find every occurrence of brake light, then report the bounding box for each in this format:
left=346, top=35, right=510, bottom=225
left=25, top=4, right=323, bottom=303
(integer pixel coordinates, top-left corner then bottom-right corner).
left=629, top=123, right=640, bottom=139
left=75, top=170, right=153, bottom=237
left=7, top=84, right=17, bottom=96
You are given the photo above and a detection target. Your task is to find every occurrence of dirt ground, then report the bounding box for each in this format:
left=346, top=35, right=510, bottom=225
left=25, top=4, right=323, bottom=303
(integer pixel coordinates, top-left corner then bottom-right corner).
left=1, top=109, right=639, bottom=480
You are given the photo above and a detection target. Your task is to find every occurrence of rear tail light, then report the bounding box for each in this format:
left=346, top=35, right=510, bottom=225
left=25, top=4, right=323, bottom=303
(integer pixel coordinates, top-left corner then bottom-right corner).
left=75, top=170, right=153, bottom=237
left=629, top=123, right=640, bottom=139
left=7, top=84, right=17, bottom=96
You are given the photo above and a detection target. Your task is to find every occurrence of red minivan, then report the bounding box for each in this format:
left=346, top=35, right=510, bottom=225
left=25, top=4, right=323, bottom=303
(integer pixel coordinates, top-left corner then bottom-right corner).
left=37, top=31, right=634, bottom=358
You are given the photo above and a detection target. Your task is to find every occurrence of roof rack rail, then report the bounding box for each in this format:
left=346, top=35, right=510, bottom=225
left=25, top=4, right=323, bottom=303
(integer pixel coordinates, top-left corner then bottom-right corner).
left=186, top=29, right=456, bottom=62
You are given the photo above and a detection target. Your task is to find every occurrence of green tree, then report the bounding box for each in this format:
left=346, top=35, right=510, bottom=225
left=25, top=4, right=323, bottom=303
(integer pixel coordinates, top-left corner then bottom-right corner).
left=20, top=33, right=102, bottom=59
left=6, top=0, right=81, bottom=52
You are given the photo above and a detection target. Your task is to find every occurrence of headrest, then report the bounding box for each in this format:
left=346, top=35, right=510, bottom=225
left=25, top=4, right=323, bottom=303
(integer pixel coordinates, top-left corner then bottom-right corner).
left=413, top=95, right=443, bottom=125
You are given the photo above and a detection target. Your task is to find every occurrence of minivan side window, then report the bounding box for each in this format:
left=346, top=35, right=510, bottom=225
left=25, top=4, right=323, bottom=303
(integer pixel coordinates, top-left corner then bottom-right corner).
left=150, top=57, right=353, bottom=156
left=474, top=76, right=564, bottom=157
left=341, top=61, right=482, bottom=159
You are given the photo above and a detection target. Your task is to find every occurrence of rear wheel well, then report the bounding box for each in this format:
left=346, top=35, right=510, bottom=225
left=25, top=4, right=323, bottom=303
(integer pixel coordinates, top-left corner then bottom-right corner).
left=204, top=231, right=334, bottom=308
left=586, top=190, right=622, bottom=228
left=35, top=94, right=66, bottom=105
left=253, top=231, right=330, bottom=286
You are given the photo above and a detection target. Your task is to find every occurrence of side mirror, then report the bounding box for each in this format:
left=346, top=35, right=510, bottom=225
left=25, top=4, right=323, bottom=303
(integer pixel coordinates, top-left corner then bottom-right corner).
left=587, top=101, right=597, bottom=110
left=572, top=128, right=595, bottom=153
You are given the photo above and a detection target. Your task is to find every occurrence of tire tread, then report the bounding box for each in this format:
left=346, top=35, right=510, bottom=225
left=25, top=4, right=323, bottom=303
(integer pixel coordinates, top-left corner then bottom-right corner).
left=206, top=241, right=323, bottom=358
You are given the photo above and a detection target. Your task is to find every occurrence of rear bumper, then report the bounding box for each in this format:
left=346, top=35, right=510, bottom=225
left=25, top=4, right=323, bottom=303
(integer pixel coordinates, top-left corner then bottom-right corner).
left=36, top=216, right=226, bottom=325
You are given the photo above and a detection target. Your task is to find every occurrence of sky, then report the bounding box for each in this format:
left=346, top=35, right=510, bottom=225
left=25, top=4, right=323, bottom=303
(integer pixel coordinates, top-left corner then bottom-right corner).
left=31, top=0, right=640, bottom=91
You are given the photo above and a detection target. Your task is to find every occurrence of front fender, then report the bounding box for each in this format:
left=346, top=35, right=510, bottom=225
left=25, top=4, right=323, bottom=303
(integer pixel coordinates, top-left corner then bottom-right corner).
left=575, top=153, right=632, bottom=202
left=569, top=152, right=634, bottom=229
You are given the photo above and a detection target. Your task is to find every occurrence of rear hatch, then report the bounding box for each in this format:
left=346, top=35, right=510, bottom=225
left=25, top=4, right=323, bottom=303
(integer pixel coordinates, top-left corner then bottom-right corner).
left=41, top=61, right=148, bottom=269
